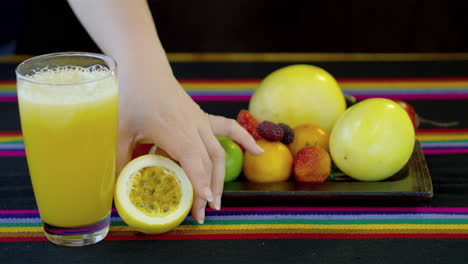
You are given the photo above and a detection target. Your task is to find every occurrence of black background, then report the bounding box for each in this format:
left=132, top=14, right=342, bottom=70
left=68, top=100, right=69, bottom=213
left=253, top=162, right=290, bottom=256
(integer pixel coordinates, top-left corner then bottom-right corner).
left=1, top=0, right=467, bottom=54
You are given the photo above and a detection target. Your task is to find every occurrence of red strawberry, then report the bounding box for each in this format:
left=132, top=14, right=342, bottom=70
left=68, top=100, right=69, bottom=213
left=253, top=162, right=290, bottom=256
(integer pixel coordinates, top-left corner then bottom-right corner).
left=293, top=146, right=331, bottom=183
left=236, top=110, right=263, bottom=140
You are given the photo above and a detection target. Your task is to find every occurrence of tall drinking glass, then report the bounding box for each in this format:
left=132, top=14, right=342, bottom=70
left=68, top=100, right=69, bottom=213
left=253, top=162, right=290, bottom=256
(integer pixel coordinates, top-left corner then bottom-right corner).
left=16, top=52, right=118, bottom=246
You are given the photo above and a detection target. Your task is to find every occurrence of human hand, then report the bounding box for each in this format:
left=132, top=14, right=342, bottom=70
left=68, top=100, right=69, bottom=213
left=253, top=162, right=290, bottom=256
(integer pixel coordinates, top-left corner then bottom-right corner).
left=66, top=0, right=263, bottom=224
left=118, top=73, right=263, bottom=224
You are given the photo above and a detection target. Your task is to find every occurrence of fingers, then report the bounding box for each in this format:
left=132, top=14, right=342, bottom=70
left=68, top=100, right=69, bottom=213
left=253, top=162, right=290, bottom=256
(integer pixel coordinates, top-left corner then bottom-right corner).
left=191, top=197, right=207, bottom=225
left=176, top=134, right=214, bottom=204
left=175, top=137, right=214, bottom=224
left=199, top=126, right=225, bottom=211
left=209, top=115, right=264, bottom=155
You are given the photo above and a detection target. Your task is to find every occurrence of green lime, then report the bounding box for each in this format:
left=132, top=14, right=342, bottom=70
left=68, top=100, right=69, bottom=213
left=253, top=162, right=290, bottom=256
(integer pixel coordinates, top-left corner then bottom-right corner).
left=217, top=137, right=243, bottom=182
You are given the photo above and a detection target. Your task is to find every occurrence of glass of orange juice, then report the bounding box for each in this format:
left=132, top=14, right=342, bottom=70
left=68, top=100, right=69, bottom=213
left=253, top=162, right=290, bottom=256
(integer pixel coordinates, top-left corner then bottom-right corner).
left=16, top=52, right=118, bottom=246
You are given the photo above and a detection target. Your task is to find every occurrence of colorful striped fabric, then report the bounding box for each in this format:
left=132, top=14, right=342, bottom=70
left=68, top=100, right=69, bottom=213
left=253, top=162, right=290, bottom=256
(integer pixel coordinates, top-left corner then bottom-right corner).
left=2, top=207, right=468, bottom=242
left=2, top=77, right=468, bottom=154
left=3, top=78, right=468, bottom=102
left=3, top=54, right=468, bottom=245
left=2, top=130, right=468, bottom=155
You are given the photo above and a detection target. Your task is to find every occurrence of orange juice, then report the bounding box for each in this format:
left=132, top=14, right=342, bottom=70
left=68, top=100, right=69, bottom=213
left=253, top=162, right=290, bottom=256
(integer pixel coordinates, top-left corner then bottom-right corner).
left=17, top=66, right=118, bottom=227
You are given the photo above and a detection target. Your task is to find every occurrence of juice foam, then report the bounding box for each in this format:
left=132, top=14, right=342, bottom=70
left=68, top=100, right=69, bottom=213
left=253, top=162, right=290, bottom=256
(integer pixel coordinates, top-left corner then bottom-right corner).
left=18, top=65, right=117, bottom=105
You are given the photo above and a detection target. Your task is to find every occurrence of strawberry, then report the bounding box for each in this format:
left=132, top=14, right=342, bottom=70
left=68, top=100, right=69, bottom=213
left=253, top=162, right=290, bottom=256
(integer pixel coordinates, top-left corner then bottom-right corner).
left=293, top=145, right=331, bottom=183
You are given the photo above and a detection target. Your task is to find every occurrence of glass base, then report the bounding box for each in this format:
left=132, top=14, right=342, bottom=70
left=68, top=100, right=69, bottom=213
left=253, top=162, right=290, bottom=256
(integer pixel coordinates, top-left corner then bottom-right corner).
left=43, top=214, right=110, bottom=247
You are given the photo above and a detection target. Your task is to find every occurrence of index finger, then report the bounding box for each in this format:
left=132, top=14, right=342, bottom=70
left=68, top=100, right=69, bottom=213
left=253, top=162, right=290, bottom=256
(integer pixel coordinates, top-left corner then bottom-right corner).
left=209, top=115, right=264, bottom=156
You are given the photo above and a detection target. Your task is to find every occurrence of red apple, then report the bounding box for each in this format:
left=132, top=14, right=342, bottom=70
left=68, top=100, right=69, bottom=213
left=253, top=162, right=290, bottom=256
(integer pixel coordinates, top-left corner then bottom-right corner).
left=392, top=99, right=418, bottom=130
left=132, top=143, right=153, bottom=159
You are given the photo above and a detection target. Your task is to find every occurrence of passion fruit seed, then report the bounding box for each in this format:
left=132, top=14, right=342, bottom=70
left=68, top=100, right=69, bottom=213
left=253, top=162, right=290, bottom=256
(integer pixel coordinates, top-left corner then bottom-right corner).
left=129, top=166, right=182, bottom=217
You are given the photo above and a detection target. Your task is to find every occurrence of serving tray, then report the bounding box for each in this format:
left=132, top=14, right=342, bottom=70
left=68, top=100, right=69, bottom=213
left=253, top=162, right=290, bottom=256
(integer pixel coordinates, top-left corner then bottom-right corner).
left=223, top=141, right=433, bottom=201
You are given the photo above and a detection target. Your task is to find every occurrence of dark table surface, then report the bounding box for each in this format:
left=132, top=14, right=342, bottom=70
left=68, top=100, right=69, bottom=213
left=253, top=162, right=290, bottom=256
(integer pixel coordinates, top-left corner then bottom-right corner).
left=1, top=54, right=468, bottom=263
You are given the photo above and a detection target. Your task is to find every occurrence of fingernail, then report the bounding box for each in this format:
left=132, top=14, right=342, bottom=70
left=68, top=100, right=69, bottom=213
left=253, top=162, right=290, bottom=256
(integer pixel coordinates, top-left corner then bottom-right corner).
left=197, top=208, right=205, bottom=224
left=214, top=195, right=221, bottom=211
left=204, top=187, right=214, bottom=202
left=255, top=145, right=264, bottom=155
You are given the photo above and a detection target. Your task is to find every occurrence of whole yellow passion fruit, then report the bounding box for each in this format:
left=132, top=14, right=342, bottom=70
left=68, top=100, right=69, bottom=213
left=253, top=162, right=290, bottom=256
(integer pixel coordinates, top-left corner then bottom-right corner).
left=249, top=64, right=346, bottom=132
left=330, top=98, right=415, bottom=181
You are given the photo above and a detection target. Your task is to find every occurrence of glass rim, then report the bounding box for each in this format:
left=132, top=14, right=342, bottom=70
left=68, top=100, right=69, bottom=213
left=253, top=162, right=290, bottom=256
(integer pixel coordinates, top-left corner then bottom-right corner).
left=15, top=52, right=117, bottom=86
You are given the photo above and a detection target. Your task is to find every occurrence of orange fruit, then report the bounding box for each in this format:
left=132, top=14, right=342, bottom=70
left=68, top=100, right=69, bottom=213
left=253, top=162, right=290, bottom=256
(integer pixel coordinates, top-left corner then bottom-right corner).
left=293, top=146, right=331, bottom=183
left=243, top=140, right=293, bottom=183
left=288, top=123, right=330, bottom=156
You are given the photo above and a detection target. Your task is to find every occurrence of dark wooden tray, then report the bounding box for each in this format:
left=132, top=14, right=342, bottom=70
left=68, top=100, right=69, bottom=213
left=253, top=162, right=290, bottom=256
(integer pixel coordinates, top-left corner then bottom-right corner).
left=223, top=141, right=433, bottom=201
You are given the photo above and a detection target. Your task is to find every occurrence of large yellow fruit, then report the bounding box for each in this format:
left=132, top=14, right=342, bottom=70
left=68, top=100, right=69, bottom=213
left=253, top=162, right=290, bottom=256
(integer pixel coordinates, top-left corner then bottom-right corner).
left=243, top=140, right=293, bottom=183
left=249, top=64, right=346, bottom=132
left=330, top=98, right=415, bottom=181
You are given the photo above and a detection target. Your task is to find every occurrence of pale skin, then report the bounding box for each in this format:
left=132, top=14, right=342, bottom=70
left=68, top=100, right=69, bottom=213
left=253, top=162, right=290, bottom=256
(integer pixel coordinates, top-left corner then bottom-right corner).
left=67, top=0, right=263, bottom=224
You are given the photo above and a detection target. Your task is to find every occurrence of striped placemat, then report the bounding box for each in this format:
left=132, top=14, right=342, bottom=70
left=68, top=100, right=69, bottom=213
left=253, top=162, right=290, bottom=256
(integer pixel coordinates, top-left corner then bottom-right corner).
left=2, top=207, right=468, bottom=242
left=2, top=55, right=468, bottom=244
left=2, top=129, right=467, bottom=155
